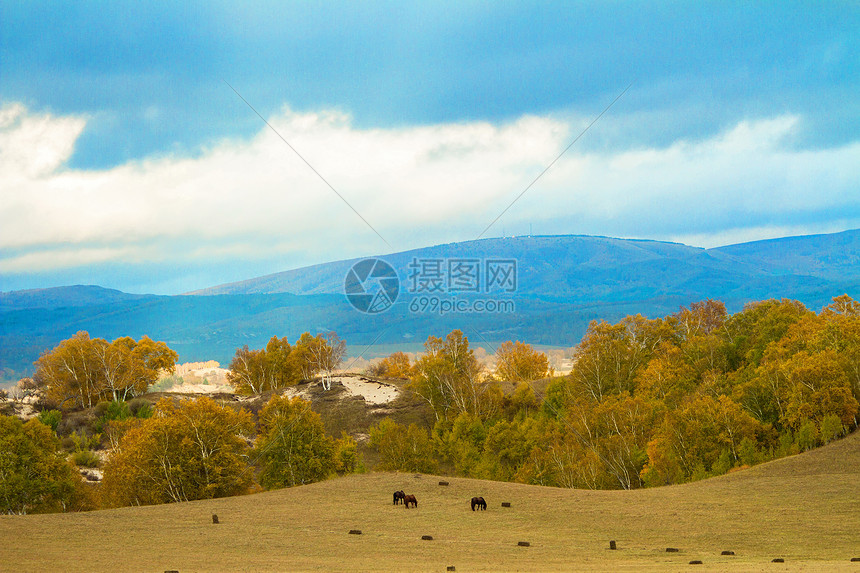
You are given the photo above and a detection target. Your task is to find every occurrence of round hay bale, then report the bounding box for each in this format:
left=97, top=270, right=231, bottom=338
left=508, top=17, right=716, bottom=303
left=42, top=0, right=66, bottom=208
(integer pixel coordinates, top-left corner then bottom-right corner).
left=721, top=551, right=735, bottom=556
left=421, top=535, right=433, bottom=540
left=609, top=540, right=617, bottom=550
left=211, top=514, right=219, bottom=524
left=689, top=560, right=703, bottom=565
left=771, top=558, right=785, bottom=563
left=501, top=502, right=511, bottom=507
left=438, top=481, right=449, bottom=486
left=348, top=530, right=362, bottom=535
left=666, top=547, right=679, bottom=553
left=517, top=541, right=530, bottom=547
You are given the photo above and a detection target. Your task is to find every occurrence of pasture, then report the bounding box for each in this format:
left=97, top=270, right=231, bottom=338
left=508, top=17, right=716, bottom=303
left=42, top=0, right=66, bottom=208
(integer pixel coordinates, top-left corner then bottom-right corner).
left=2, top=431, right=859, bottom=572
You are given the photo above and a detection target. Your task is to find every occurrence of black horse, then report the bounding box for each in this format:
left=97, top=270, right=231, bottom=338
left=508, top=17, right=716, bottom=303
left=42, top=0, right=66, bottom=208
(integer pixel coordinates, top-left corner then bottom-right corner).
left=471, top=496, right=487, bottom=511
left=403, top=494, right=418, bottom=508
left=393, top=490, right=406, bottom=505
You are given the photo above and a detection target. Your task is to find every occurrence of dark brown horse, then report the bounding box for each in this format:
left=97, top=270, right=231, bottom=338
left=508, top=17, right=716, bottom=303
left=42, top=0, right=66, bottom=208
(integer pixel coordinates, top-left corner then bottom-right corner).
left=403, top=494, right=418, bottom=508
left=471, top=496, right=487, bottom=511
left=393, top=490, right=405, bottom=505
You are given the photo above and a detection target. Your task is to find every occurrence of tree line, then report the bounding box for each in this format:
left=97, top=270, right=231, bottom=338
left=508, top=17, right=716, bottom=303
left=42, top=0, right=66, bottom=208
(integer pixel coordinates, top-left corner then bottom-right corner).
left=2, top=295, right=857, bottom=514
left=368, top=296, right=859, bottom=489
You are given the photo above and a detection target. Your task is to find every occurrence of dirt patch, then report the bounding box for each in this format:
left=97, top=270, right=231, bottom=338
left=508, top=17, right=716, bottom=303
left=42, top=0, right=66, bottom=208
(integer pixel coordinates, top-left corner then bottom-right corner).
left=336, top=376, right=400, bottom=405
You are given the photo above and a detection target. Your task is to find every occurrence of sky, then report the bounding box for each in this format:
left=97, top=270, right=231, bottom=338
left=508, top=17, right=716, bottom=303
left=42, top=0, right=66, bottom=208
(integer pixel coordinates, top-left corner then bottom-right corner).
left=1, top=1, right=858, bottom=295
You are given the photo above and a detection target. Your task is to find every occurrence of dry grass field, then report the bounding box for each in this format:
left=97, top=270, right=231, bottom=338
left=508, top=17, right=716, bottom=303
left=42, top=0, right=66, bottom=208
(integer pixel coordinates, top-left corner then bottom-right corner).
left=2, top=431, right=858, bottom=572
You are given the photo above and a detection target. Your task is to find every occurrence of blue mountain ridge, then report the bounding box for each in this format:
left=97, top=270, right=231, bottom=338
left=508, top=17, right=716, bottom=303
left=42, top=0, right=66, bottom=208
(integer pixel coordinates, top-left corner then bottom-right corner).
left=2, top=230, right=858, bottom=381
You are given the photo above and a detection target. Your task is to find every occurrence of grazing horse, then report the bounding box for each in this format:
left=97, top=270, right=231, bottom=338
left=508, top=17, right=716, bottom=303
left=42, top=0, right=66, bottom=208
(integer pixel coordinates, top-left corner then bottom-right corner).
left=403, top=494, right=418, bottom=508
left=471, top=496, right=487, bottom=511
left=393, top=490, right=406, bottom=505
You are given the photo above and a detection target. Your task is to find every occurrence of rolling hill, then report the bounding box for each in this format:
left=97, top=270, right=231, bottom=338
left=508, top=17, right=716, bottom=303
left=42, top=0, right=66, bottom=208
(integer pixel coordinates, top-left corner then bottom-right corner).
left=2, top=230, right=858, bottom=382
left=1, top=430, right=858, bottom=572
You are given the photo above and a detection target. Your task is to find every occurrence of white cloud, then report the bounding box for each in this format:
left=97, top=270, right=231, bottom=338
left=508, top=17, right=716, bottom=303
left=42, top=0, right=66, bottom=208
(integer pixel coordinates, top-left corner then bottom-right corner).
left=1, top=102, right=858, bottom=289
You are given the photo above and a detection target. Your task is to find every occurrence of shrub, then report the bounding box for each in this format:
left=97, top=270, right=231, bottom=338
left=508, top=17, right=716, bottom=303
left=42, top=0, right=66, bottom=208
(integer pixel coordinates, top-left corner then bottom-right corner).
left=71, top=449, right=101, bottom=468
left=149, top=374, right=183, bottom=393
left=37, top=410, right=62, bottom=432
left=71, top=430, right=101, bottom=452
left=60, top=436, right=76, bottom=452
left=128, top=398, right=153, bottom=419
left=94, top=400, right=131, bottom=432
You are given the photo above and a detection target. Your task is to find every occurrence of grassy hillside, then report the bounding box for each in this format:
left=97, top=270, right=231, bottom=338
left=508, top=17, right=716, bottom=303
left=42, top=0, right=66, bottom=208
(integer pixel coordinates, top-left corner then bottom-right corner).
left=2, top=431, right=858, bottom=572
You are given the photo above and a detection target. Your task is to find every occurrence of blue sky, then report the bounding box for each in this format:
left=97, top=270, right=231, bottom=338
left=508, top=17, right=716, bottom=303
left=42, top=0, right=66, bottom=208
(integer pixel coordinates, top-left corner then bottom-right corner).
left=1, top=1, right=858, bottom=294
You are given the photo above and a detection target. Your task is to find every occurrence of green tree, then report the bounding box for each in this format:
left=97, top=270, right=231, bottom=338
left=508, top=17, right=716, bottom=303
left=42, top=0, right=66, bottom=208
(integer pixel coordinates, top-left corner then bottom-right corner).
left=101, top=397, right=254, bottom=507
left=369, top=418, right=437, bottom=473
left=255, top=395, right=336, bottom=488
left=0, top=415, right=84, bottom=514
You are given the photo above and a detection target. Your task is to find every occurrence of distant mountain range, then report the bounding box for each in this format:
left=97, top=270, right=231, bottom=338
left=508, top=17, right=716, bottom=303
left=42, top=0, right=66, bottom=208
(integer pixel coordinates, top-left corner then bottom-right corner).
left=2, top=229, right=858, bottom=382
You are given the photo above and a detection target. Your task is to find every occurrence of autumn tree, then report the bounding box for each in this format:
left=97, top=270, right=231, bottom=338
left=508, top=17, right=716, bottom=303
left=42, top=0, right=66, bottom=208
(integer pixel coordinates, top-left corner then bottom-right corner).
left=0, top=415, right=86, bottom=514
left=673, top=299, right=731, bottom=375
left=228, top=336, right=299, bottom=394
left=635, top=342, right=697, bottom=407
left=101, top=397, right=254, bottom=507
left=370, top=351, right=414, bottom=379
left=228, top=332, right=346, bottom=394
left=34, top=332, right=177, bottom=409
left=641, top=395, right=764, bottom=485
left=255, top=395, right=336, bottom=488
left=494, top=341, right=549, bottom=383
left=410, top=330, right=495, bottom=421
left=567, top=315, right=667, bottom=403
left=295, top=332, right=346, bottom=389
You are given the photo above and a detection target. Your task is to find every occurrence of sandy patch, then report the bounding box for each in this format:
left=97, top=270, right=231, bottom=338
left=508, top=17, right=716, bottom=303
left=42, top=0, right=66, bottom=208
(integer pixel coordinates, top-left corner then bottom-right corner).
left=169, top=381, right=234, bottom=394
left=336, top=376, right=399, bottom=405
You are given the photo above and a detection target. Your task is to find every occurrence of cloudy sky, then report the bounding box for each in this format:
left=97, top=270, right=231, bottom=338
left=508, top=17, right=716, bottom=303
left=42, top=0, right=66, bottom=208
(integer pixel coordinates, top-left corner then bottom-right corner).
left=1, top=2, right=858, bottom=294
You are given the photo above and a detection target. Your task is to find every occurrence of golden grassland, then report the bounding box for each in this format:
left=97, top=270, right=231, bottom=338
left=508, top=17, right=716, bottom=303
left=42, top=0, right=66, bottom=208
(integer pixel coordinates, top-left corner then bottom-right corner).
left=2, top=431, right=859, bottom=572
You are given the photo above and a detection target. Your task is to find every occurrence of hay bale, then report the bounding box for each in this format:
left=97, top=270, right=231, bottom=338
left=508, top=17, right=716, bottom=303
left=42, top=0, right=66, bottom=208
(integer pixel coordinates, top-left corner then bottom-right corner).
left=851, top=557, right=860, bottom=562
left=665, top=548, right=679, bottom=553
left=771, top=558, right=784, bottom=563
left=438, top=481, right=449, bottom=486
left=689, top=560, right=703, bottom=564
left=421, top=535, right=433, bottom=540
left=609, top=540, right=617, bottom=550
left=447, top=567, right=456, bottom=571
left=517, top=541, right=530, bottom=547
left=721, top=551, right=735, bottom=556
left=211, top=514, right=219, bottom=524
left=348, top=530, right=362, bottom=535
left=501, top=502, right=511, bottom=507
